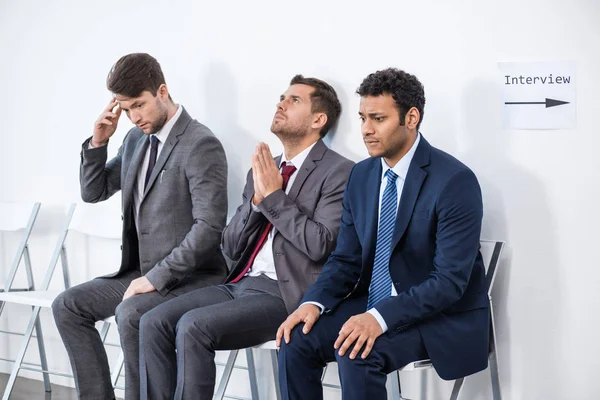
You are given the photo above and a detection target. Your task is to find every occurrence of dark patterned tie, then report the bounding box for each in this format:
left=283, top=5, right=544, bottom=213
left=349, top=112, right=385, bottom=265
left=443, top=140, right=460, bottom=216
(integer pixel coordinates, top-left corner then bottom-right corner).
left=144, top=135, right=159, bottom=190
left=230, top=162, right=297, bottom=283
left=367, top=169, right=399, bottom=309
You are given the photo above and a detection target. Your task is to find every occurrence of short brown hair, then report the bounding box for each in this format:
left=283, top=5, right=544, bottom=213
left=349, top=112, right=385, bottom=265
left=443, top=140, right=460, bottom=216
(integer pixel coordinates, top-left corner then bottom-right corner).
left=106, top=53, right=166, bottom=98
left=290, top=75, right=342, bottom=137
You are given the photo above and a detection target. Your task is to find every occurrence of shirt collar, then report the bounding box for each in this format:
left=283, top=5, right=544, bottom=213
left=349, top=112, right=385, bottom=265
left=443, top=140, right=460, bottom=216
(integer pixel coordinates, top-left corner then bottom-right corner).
left=380, top=132, right=421, bottom=181
left=278, top=139, right=319, bottom=170
left=152, top=105, right=183, bottom=144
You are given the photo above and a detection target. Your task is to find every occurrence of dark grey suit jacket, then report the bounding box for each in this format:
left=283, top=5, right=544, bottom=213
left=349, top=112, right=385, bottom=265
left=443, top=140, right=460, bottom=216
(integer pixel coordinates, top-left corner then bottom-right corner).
left=222, top=139, right=354, bottom=313
left=80, top=108, right=228, bottom=295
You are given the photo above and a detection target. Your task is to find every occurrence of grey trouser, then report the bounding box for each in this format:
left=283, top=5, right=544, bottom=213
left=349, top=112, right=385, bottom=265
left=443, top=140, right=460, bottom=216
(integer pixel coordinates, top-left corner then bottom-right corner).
left=52, top=269, right=222, bottom=400
left=139, top=274, right=288, bottom=400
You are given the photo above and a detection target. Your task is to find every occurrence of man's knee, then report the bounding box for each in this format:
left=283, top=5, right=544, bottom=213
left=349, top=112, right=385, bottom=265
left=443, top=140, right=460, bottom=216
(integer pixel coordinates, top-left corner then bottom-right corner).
left=334, top=345, right=383, bottom=372
left=175, top=311, right=215, bottom=347
left=279, top=325, right=312, bottom=357
left=139, top=308, right=171, bottom=342
left=115, top=298, right=145, bottom=337
left=51, top=289, right=80, bottom=326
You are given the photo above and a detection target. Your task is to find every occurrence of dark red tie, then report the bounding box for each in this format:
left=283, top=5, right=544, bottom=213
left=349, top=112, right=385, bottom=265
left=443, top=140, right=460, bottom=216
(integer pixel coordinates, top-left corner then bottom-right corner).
left=230, top=162, right=297, bottom=283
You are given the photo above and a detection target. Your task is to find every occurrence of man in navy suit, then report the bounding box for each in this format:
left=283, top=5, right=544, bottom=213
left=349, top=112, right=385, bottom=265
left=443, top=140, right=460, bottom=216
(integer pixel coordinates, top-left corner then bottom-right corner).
left=276, top=68, right=489, bottom=399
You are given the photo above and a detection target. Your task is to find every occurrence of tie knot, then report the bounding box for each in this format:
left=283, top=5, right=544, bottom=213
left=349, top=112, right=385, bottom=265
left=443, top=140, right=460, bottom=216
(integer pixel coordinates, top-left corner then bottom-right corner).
left=385, top=169, right=398, bottom=183
left=149, top=135, right=159, bottom=147
left=281, top=162, right=297, bottom=179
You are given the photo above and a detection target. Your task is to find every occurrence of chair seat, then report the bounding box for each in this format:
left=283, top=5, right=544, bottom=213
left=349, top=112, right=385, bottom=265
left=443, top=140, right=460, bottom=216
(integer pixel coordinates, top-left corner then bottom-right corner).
left=253, top=340, right=278, bottom=350
left=398, top=359, right=433, bottom=372
left=0, top=290, right=62, bottom=308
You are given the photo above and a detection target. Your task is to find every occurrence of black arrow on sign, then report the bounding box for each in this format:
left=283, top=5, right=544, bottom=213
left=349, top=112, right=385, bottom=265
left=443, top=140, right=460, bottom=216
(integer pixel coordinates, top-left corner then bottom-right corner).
left=505, top=98, right=570, bottom=108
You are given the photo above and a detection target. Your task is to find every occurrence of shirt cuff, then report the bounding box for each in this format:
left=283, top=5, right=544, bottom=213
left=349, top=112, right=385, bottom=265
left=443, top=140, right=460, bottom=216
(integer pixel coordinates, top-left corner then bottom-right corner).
left=300, top=301, right=325, bottom=315
left=367, top=308, right=388, bottom=333
left=251, top=201, right=260, bottom=212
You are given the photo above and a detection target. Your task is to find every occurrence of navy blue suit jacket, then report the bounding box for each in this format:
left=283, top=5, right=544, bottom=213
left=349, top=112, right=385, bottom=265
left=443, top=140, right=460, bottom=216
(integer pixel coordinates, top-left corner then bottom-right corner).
left=302, top=136, right=489, bottom=380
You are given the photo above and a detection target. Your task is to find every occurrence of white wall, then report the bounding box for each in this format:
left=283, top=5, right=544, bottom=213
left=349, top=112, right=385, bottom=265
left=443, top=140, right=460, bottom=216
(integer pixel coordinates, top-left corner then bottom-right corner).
left=1, top=0, right=599, bottom=399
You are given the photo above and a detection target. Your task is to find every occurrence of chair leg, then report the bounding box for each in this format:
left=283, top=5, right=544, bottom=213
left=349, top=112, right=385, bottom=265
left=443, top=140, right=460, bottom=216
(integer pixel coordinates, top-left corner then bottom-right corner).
left=271, top=350, right=282, bottom=400
left=489, top=351, right=502, bottom=400
left=99, top=320, right=111, bottom=342
left=213, top=350, right=239, bottom=400
left=449, top=377, right=465, bottom=400
left=2, top=306, right=41, bottom=400
left=489, top=300, right=502, bottom=400
left=246, top=348, right=260, bottom=400
left=321, top=363, right=328, bottom=382
left=33, top=314, right=52, bottom=392
left=389, top=370, right=402, bottom=400
left=111, top=351, right=125, bottom=387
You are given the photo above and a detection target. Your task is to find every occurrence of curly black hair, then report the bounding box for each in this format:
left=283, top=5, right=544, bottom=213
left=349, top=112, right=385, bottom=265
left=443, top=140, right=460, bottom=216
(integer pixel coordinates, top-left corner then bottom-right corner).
left=357, top=68, right=425, bottom=131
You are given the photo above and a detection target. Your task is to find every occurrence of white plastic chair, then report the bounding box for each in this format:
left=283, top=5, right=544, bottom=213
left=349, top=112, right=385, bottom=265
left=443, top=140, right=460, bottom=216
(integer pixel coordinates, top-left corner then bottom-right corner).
left=214, top=341, right=281, bottom=400
left=215, top=240, right=505, bottom=400
left=388, top=239, right=506, bottom=400
left=0, top=202, right=50, bottom=392
left=0, top=203, right=125, bottom=399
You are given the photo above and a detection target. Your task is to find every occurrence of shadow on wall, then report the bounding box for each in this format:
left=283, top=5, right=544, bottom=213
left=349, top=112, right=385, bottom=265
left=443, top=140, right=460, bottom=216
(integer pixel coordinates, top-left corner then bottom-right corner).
left=451, top=80, right=564, bottom=400
left=202, top=63, right=257, bottom=220
left=321, top=79, right=363, bottom=163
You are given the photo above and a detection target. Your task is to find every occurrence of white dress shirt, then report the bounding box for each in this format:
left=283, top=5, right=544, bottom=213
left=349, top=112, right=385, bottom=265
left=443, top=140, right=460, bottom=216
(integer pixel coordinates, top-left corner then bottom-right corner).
left=247, top=140, right=319, bottom=280
left=305, top=134, right=421, bottom=334
left=89, top=105, right=183, bottom=229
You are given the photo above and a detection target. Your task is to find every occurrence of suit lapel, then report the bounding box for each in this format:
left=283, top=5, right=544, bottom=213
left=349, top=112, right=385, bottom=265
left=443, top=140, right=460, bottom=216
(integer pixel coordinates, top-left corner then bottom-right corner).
left=122, top=135, right=148, bottom=212
left=142, top=109, right=192, bottom=197
left=363, top=159, right=383, bottom=265
left=390, top=137, right=431, bottom=250
left=286, top=140, right=327, bottom=202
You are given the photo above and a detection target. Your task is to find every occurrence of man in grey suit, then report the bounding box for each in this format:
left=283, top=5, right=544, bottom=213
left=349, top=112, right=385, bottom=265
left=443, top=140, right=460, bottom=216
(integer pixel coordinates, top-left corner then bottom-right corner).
left=51, top=53, right=228, bottom=400
left=139, top=75, right=354, bottom=400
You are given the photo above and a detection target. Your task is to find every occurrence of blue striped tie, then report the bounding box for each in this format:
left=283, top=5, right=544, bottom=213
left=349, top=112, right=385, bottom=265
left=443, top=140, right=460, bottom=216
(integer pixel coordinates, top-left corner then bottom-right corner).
left=367, top=169, right=399, bottom=310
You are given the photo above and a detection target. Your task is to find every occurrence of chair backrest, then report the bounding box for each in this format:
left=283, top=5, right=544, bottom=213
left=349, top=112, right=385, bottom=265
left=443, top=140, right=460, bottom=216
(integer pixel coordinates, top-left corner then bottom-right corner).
left=479, top=240, right=505, bottom=296
left=68, top=202, right=121, bottom=240
left=0, top=203, right=41, bottom=291
left=0, top=202, right=41, bottom=232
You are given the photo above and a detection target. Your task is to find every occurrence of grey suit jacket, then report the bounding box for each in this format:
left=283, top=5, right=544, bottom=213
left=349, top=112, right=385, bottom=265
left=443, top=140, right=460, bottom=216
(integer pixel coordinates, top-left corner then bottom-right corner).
left=80, top=107, right=228, bottom=295
left=222, top=139, right=354, bottom=313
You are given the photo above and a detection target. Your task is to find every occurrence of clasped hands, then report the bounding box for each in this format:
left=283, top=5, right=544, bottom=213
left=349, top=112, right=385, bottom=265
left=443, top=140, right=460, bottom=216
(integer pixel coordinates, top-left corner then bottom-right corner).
left=252, top=143, right=283, bottom=206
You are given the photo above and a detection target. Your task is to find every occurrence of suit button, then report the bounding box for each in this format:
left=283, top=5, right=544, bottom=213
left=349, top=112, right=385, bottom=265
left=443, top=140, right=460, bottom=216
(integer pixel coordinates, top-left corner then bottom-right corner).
left=275, top=253, right=284, bottom=256
left=242, top=218, right=248, bottom=224
left=120, top=245, right=123, bottom=251
left=121, top=215, right=124, bottom=221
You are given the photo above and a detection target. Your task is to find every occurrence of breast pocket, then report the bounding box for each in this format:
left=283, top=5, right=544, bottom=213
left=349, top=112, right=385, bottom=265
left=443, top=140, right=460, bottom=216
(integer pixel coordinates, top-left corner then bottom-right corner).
left=158, top=167, right=180, bottom=184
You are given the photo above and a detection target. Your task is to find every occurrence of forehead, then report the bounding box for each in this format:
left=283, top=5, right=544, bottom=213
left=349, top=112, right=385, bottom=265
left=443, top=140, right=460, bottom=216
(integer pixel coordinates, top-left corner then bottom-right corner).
left=115, top=91, right=154, bottom=107
left=283, top=84, right=314, bottom=100
left=359, top=94, right=396, bottom=112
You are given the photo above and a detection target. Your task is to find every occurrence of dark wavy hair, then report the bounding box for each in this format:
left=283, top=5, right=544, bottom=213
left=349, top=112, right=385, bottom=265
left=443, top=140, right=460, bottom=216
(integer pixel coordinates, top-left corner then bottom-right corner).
left=106, top=53, right=167, bottom=98
left=290, top=75, right=342, bottom=137
left=357, top=68, right=425, bottom=131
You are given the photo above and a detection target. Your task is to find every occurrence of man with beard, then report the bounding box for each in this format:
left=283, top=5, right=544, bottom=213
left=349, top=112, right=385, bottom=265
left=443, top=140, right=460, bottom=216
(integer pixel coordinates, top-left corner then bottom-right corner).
left=52, top=53, right=228, bottom=400
left=138, top=75, right=354, bottom=400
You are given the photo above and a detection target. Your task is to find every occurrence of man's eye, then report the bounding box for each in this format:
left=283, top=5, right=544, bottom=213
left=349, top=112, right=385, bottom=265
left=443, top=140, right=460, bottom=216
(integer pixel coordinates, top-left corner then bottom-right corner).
left=375, top=117, right=384, bottom=122
left=293, top=98, right=299, bottom=103
left=138, top=104, right=143, bottom=108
